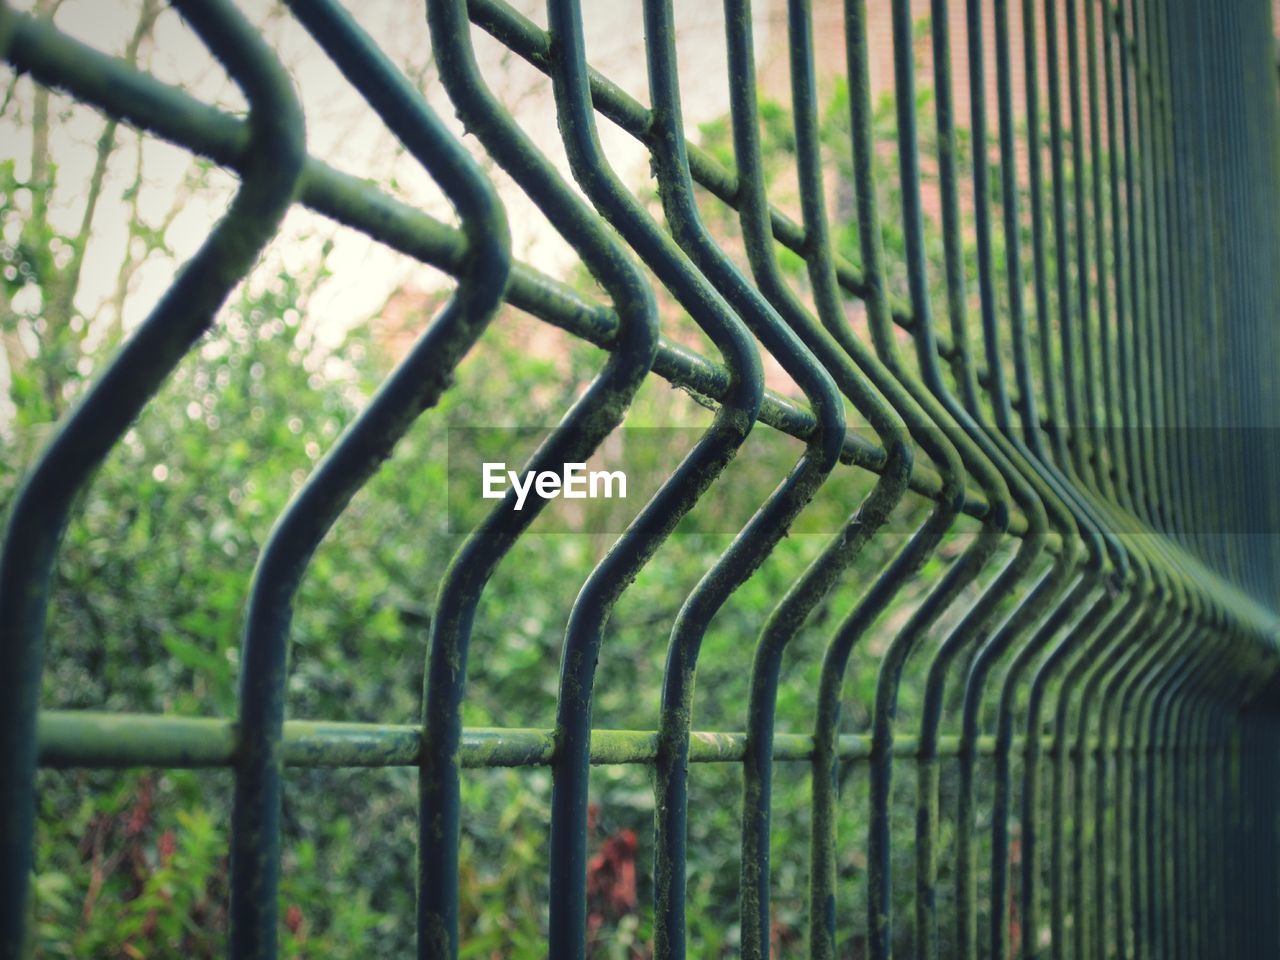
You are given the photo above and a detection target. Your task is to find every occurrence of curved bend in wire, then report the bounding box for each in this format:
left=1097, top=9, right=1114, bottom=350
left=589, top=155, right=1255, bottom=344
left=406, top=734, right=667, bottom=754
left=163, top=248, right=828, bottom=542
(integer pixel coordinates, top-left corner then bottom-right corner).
left=0, top=0, right=305, bottom=948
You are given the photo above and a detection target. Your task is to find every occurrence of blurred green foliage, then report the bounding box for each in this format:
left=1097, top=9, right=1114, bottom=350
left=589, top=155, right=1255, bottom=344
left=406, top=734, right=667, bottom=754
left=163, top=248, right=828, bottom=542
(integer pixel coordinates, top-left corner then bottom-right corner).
left=0, top=48, right=1044, bottom=957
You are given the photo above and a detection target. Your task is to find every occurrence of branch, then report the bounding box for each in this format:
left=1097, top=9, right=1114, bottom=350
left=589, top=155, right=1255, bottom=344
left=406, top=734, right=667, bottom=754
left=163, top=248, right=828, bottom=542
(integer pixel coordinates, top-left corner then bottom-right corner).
left=0, top=73, right=18, bottom=122
left=104, top=142, right=205, bottom=346
left=51, top=0, right=162, bottom=326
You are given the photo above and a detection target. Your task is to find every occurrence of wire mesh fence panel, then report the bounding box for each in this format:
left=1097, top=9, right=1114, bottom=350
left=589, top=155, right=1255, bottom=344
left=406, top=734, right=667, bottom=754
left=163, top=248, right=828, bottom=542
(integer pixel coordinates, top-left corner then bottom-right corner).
left=2, top=0, right=1279, bottom=958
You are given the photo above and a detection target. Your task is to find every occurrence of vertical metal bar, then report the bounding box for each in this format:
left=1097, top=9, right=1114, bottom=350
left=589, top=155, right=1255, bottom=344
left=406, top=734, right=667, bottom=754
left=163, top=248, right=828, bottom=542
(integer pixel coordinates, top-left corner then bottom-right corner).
left=1064, top=0, right=1100, bottom=497
left=979, top=557, right=1080, bottom=960
left=724, top=3, right=931, bottom=955
left=232, top=5, right=515, bottom=956
left=919, top=13, right=1127, bottom=960
left=1150, top=633, right=1233, bottom=958
left=1143, top=636, right=1208, bottom=959
left=1097, top=609, right=1198, bottom=958
left=1113, top=0, right=1144, bottom=525
left=1113, top=619, right=1194, bottom=958
left=1020, top=580, right=1124, bottom=960
left=811, top=527, right=958, bottom=959
left=886, top=9, right=1094, bottom=960
left=1082, top=0, right=1123, bottom=510
left=422, top=4, right=685, bottom=955
left=1149, top=0, right=1191, bottom=550
left=921, top=15, right=1111, bottom=960
left=1103, top=619, right=1179, bottom=960
left=635, top=4, right=854, bottom=957
left=961, top=10, right=1144, bottom=960
left=0, top=3, right=305, bottom=951
left=808, top=3, right=1022, bottom=955
left=1072, top=603, right=1169, bottom=960
left=1042, top=0, right=1085, bottom=487
left=1121, top=0, right=1155, bottom=531
left=1170, top=650, right=1230, bottom=957
left=1055, top=596, right=1156, bottom=960
left=532, top=0, right=868, bottom=951
left=854, top=21, right=978, bottom=959
left=1164, top=0, right=1198, bottom=560
left=1188, top=650, right=1218, bottom=960
left=1135, top=619, right=1213, bottom=960
left=1018, top=0, right=1064, bottom=471
left=1132, top=0, right=1172, bottom=538
left=983, top=8, right=1152, bottom=957
left=881, top=6, right=1074, bottom=959
left=1096, top=0, right=1134, bottom=522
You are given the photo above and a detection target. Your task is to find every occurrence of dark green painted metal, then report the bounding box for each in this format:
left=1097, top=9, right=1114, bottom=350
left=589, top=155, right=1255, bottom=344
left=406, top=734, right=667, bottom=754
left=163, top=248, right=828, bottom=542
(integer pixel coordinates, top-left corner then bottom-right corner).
left=535, top=0, right=762, bottom=952
left=235, top=3, right=512, bottom=955
left=0, top=3, right=977, bottom=524
left=422, top=0, right=704, bottom=954
left=3, top=0, right=1279, bottom=958
left=0, top=1, right=305, bottom=953
left=839, top=7, right=1032, bottom=960
left=715, top=5, right=926, bottom=959
left=35, top=711, right=1042, bottom=770
left=883, top=7, right=1074, bottom=960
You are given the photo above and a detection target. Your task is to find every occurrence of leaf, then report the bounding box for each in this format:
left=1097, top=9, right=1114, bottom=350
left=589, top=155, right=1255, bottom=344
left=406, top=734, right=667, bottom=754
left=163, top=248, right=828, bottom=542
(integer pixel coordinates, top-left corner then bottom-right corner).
left=160, top=633, right=232, bottom=687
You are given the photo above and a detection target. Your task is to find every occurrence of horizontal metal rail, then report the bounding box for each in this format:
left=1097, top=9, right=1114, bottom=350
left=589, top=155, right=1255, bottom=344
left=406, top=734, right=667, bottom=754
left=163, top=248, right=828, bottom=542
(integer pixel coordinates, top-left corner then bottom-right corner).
left=38, top=710, right=1084, bottom=769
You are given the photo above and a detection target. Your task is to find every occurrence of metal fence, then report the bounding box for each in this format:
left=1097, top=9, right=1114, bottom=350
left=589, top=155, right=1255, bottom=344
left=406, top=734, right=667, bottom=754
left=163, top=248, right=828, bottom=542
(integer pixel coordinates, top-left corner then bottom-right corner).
left=3, top=0, right=1280, bottom=957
